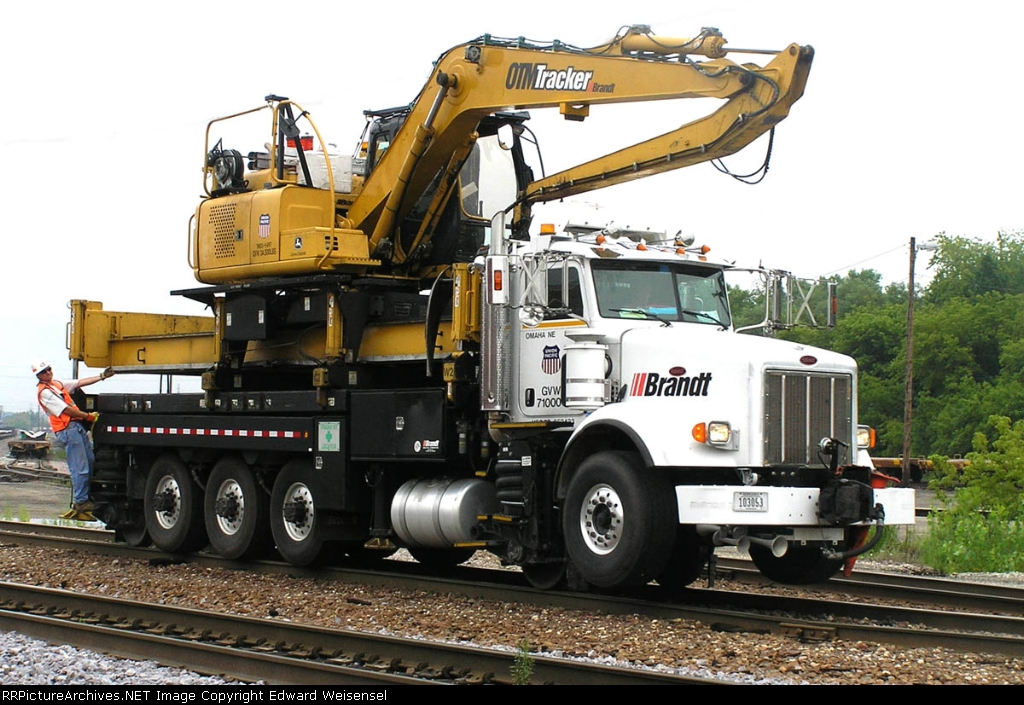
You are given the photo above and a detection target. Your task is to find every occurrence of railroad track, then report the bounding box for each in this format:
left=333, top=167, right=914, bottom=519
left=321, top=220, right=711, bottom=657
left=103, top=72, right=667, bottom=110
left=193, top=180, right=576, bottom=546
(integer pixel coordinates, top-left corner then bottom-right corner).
left=0, top=580, right=720, bottom=685
left=712, top=556, right=1024, bottom=615
left=2, top=520, right=1023, bottom=675
left=0, top=462, right=68, bottom=484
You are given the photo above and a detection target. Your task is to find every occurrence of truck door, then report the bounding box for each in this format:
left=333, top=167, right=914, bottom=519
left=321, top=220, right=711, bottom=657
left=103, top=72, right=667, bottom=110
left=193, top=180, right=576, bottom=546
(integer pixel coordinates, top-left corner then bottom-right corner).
left=516, top=262, right=589, bottom=419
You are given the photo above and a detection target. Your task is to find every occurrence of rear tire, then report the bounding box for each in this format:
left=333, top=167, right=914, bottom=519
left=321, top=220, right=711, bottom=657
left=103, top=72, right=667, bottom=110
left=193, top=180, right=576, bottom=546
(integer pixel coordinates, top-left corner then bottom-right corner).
left=562, top=451, right=674, bottom=589
left=144, top=455, right=207, bottom=554
left=749, top=543, right=844, bottom=585
left=204, top=456, right=271, bottom=560
left=270, top=460, right=324, bottom=567
left=522, top=561, right=567, bottom=590
left=118, top=500, right=151, bottom=547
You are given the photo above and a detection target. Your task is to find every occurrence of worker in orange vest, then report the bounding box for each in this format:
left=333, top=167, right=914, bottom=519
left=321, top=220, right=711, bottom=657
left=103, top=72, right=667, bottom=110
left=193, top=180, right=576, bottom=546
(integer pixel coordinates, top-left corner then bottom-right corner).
left=33, top=360, right=114, bottom=514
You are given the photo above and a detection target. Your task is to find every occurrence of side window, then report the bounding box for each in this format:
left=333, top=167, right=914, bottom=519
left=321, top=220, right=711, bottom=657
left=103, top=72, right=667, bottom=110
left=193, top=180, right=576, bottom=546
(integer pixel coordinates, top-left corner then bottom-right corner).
left=460, top=132, right=517, bottom=221
left=545, top=266, right=584, bottom=319
left=368, top=133, right=391, bottom=172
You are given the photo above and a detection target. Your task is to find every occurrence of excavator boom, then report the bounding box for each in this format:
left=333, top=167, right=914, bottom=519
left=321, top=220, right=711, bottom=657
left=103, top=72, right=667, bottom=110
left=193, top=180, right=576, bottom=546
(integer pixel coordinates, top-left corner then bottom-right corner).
left=351, top=26, right=813, bottom=254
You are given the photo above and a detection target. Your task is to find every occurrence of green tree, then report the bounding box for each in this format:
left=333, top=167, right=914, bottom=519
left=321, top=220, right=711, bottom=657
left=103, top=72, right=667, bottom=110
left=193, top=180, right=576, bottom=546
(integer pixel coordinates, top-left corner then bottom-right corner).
left=925, top=231, right=1024, bottom=303
left=726, top=282, right=765, bottom=330
left=922, top=416, right=1024, bottom=573
left=1, top=409, right=47, bottom=432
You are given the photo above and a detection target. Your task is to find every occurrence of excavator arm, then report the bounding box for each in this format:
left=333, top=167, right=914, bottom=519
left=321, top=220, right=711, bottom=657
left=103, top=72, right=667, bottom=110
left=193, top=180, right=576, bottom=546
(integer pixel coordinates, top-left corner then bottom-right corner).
left=349, top=26, right=813, bottom=256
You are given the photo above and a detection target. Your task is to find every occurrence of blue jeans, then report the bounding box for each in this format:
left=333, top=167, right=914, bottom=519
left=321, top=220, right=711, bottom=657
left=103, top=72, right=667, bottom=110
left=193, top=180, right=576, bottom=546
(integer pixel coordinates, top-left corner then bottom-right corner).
left=56, top=423, right=95, bottom=504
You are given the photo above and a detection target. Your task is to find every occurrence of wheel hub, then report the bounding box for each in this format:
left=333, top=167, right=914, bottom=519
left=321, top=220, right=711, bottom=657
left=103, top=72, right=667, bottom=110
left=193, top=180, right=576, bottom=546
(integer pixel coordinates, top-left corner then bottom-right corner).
left=213, top=479, right=244, bottom=535
left=281, top=483, right=314, bottom=542
left=579, top=483, right=623, bottom=555
left=152, top=476, right=181, bottom=530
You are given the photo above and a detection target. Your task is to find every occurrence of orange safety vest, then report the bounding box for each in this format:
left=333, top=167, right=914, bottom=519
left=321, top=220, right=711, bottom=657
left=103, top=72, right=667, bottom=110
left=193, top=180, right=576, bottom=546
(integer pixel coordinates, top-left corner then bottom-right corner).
left=37, top=380, right=76, bottom=433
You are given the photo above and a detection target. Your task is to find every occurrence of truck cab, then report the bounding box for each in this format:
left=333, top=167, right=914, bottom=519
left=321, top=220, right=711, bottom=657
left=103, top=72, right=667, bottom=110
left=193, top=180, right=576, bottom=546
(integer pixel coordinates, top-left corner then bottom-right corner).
left=475, top=220, right=915, bottom=589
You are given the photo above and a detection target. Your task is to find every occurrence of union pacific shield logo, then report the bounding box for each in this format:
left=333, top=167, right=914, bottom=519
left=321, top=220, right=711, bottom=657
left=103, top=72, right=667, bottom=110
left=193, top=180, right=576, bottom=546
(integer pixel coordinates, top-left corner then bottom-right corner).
left=542, top=345, right=561, bottom=375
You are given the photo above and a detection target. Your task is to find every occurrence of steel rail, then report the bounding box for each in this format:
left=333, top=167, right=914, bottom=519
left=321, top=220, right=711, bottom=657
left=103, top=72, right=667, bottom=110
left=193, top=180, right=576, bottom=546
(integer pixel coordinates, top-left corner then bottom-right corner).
left=3, top=523, right=1023, bottom=658
left=0, top=581, right=723, bottom=685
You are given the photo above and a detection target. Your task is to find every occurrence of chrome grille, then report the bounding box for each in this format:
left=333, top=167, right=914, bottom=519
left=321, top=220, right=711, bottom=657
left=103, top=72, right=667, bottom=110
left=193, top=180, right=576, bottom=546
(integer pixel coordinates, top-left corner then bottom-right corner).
left=764, top=371, right=852, bottom=466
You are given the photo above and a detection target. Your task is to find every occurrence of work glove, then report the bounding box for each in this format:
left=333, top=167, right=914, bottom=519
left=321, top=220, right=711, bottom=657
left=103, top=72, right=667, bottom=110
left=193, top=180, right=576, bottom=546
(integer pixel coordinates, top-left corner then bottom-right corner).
left=100, top=367, right=115, bottom=380
left=86, top=412, right=100, bottom=423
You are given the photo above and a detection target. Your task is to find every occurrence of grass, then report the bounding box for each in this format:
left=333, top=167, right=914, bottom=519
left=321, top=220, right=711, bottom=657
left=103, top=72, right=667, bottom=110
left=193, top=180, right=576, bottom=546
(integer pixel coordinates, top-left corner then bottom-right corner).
left=511, top=639, right=535, bottom=685
left=0, top=504, right=88, bottom=526
left=867, top=525, right=925, bottom=565
left=920, top=508, right=1024, bottom=573
left=0, top=505, right=33, bottom=523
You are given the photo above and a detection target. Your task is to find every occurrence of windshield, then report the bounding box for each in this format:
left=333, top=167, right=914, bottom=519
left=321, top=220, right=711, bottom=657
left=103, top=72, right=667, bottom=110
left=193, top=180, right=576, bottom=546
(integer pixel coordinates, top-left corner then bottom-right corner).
left=592, top=260, right=732, bottom=327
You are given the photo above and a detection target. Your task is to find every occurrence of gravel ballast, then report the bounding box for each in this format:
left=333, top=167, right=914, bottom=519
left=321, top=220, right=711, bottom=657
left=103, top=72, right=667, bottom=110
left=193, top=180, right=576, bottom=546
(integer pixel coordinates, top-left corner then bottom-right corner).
left=0, top=544, right=1022, bottom=685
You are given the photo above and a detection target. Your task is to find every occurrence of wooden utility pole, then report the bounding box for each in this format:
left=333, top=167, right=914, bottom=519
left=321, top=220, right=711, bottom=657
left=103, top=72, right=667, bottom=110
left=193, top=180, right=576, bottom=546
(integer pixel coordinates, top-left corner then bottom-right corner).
left=902, top=237, right=917, bottom=486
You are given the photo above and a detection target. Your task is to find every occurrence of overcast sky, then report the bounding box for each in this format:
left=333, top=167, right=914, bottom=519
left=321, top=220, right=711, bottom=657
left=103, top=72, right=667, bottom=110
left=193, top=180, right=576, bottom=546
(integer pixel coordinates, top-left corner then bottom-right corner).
left=1, top=1, right=1020, bottom=415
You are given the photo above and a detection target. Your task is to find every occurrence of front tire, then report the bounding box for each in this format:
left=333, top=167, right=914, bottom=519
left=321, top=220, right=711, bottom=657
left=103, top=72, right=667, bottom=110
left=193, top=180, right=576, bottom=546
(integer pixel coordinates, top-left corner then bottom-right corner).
left=562, top=451, right=674, bottom=589
left=749, top=543, right=844, bottom=585
left=657, top=526, right=710, bottom=594
left=204, top=456, right=271, bottom=560
left=270, top=460, right=324, bottom=567
left=144, top=454, right=207, bottom=554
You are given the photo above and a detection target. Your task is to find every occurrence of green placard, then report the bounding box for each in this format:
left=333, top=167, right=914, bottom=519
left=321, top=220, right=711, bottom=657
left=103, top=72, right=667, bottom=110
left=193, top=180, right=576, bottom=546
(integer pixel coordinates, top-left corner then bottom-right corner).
left=319, top=421, right=341, bottom=452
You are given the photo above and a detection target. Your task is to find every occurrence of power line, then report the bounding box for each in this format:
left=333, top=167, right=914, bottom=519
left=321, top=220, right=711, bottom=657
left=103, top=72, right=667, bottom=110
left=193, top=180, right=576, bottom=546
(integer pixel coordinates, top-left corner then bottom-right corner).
left=820, top=244, right=907, bottom=278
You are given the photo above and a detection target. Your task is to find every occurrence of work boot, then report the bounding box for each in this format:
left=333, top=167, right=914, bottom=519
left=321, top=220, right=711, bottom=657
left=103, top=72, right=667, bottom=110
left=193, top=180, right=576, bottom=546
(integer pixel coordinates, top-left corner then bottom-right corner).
left=73, top=500, right=96, bottom=513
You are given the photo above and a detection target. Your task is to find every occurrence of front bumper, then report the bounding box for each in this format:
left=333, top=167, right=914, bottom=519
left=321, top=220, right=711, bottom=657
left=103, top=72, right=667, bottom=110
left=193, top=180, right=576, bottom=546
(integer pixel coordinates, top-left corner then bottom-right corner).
left=675, top=485, right=915, bottom=526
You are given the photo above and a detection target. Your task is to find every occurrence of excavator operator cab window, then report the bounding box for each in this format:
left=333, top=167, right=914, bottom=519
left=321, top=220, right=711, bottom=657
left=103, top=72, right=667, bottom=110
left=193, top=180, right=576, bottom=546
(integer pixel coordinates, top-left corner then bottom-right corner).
left=368, top=133, right=391, bottom=172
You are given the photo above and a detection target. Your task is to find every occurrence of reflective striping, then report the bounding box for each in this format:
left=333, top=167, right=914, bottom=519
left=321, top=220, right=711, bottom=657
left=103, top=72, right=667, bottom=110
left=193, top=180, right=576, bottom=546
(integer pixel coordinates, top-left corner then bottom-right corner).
left=106, top=426, right=301, bottom=438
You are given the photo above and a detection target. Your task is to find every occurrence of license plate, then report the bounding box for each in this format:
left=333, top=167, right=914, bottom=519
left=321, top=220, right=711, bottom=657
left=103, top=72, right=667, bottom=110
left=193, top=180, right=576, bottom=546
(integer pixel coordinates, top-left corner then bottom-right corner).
left=733, top=491, right=768, bottom=512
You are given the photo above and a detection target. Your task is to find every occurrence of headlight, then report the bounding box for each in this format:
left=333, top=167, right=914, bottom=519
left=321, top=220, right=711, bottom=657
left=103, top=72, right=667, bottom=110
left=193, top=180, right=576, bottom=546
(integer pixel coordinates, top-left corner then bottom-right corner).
left=708, top=421, right=732, bottom=445
left=693, top=421, right=736, bottom=449
left=856, top=425, right=876, bottom=449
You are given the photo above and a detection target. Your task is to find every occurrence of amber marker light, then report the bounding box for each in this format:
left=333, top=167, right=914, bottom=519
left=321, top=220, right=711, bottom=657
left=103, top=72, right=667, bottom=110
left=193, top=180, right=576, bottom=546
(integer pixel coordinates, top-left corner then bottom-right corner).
left=692, top=422, right=708, bottom=443
left=540, top=223, right=556, bottom=235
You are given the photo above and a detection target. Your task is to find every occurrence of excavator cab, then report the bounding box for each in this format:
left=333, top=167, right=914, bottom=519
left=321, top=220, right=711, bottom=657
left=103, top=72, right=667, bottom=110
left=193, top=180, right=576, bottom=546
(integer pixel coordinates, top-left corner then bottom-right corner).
left=361, top=109, right=536, bottom=272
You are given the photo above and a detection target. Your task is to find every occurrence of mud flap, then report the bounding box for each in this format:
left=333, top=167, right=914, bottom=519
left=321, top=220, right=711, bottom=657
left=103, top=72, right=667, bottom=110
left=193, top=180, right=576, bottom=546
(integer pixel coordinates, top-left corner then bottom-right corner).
left=843, top=526, right=871, bottom=576
left=818, top=479, right=876, bottom=525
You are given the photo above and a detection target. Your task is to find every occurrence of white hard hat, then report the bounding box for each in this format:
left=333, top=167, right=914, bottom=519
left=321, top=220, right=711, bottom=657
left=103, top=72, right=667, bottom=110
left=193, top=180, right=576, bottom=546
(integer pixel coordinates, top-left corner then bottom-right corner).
left=31, top=359, right=52, bottom=376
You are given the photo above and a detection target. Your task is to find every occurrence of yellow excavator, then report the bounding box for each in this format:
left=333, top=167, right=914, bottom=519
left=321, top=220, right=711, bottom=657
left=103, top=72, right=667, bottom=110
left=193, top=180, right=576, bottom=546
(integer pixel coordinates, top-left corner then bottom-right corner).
left=72, top=25, right=813, bottom=379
